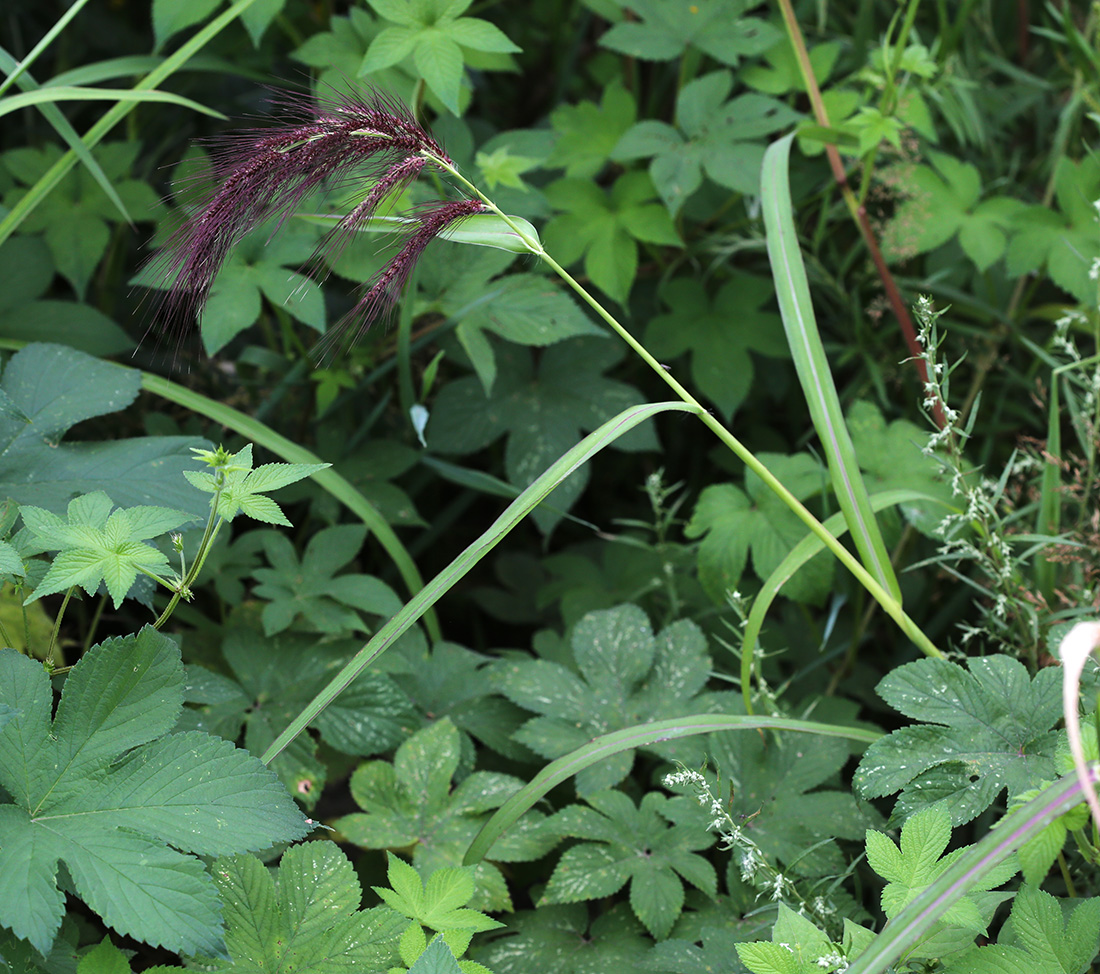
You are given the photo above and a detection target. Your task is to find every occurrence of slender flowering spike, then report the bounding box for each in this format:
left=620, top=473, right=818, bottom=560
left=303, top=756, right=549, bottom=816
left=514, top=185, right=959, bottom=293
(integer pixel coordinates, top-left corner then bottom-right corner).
left=140, top=84, right=451, bottom=350
left=319, top=198, right=487, bottom=356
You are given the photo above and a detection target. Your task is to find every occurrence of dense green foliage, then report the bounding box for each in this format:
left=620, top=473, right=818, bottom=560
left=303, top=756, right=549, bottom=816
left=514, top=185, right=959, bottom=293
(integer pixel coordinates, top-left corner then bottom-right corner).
left=2, top=1, right=1100, bottom=972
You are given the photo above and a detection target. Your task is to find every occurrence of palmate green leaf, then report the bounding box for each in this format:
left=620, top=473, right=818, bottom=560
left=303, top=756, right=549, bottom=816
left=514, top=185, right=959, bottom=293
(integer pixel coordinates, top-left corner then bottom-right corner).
left=942, top=885, right=1100, bottom=974
left=373, top=853, right=501, bottom=968
left=470, top=903, right=650, bottom=974
left=250, top=524, right=402, bottom=636
left=360, top=0, right=518, bottom=114
left=701, top=719, right=877, bottom=876
left=645, top=274, right=787, bottom=421
left=613, top=72, right=798, bottom=214
left=420, top=246, right=603, bottom=394
left=2, top=142, right=161, bottom=299
left=178, top=628, right=418, bottom=808
left=645, top=925, right=750, bottom=974
left=389, top=638, right=535, bottom=761
left=494, top=604, right=714, bottom=795
left=426, top=338, right=656, bottom=534
left=0, top=628, right=309, bottom=955
left=854, top=655, right=1063, bottom=825
left=685, top=453, right=833, bottom=604
left=184, top=443, right=328, bottom=526
left=20, top=492, right=197, bottom=608
left=881, top=151, right=1025, bottom=271
left=334, top=719, right=555, bottom=912
left=543, top=171, right=680, bottom=303
left=846, top=400, right=954, bottom=537
left=865, top=807, right=1018, bottom=934
left=1005, top=155, right=1100, bottom=303
left=547, top=81, right=637, bottom=178
left=543, top=791, right=716, bottom=939
left=211, top=843, right=403, bottom=974
left=600, top=0, right=780, bottom=65
left=0, top=344, right=208, bottom=516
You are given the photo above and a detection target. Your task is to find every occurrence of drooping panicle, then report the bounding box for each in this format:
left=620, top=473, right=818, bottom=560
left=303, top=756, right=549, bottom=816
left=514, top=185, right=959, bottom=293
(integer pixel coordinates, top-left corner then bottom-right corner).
left=321, top=198, right=487, bottom=355
left=142, top=84, right=451, bottom=339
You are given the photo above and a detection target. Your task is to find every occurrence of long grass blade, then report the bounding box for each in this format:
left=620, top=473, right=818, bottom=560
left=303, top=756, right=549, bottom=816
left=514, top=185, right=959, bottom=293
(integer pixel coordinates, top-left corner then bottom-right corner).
left=761, top=134, right=902, bottom=604
left=0, top=48, right=132, bottom=224
left=0, top=0, right=265, bottom=248
left=464, top=715, right=882, bottom=864
left=0, top=0, right=93, bottom=98
left=258, top=401, right=699, bottom=767
left=0, top=86, right=225, bottom=120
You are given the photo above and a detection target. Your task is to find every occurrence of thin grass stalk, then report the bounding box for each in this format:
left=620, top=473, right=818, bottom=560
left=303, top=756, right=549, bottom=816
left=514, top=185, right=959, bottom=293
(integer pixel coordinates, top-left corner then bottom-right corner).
left=431, top=157, right=944, bottom=690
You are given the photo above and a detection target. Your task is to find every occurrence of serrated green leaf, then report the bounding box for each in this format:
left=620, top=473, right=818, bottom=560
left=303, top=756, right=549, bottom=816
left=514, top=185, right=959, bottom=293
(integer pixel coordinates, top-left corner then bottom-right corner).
left=335, top=719, right=554, bottom=912
left=212, top=843, right=404, bottom=974
left=854, top=655, right=1062, bottom=824
left=497, top=605, right=714, bottom=794
left=21, top=492, right=196, bottom=607
left=0, top=629, right=308, bottom=956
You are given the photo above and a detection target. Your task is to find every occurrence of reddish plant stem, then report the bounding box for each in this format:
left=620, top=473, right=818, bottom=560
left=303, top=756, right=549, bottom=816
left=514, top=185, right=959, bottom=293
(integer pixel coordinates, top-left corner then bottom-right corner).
left=776, top=0, right=947, bottom=429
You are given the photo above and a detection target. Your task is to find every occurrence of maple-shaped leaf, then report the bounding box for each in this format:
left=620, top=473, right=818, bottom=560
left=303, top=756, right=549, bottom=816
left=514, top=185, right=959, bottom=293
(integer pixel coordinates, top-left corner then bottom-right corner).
left=613, top=72, right=799, bottom=214
left=426, top=338, right=657, bottom=534
left=696, top=719, right=877, bottom=877
left=542, top=791, right=716, bottom=939
left=865, top=807, right=1017, bottom=940
left=685, top=453, right=833, bottom=604
left=494, top=603, right=714, bottom=795
left=250, top=523, right=402, bottom=635
left=942, top=884, right=1100, bottom=974
left=1006, top=154, right=1100, bottom=303
left=333, top=718, right=555, bottom=912
left=210, top=842, right=403, bottom=974
left=178, top=627, right=418, bottom=809
left=881, top=151, right=1025, bottom=271
left=470, top=903, right=651, bottom=974
left=20, top=491, right=197, bottom=608
left=0, top=628, right=309, bottom=955
left=600, top=0, right=779, bottom=66
left=184, top=443, right=327, bottom=527
left=543, top=172, right=681, bottom=303
left=2, top=142, right=161, bottom=299
left=373, top=853, right=502, bottom=969
left=546, top=80, right=637, bottom=178
left=854, top=655, right=1063, bottom=825
left=0, top=344, right=207, bottom=515
left=644, top=273, right=787, bottom=421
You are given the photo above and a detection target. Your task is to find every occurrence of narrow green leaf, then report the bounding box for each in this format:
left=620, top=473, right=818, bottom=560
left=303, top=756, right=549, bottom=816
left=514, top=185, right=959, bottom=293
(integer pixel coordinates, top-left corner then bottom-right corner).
left=0, top=86, right=224, bottom=119
left=260, top=402, right=701, bottom=768
left=761, top=134, right=901, bottom=604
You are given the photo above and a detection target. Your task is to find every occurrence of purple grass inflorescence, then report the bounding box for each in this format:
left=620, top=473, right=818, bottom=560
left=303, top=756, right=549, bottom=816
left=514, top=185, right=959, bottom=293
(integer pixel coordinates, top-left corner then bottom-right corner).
left=142, top=85, right=485, bottom=355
